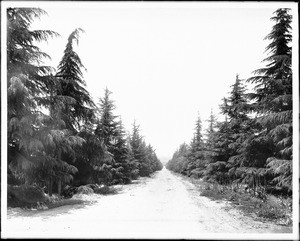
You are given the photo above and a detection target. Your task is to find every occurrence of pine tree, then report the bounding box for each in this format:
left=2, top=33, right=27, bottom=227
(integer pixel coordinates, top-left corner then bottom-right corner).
left=129, top=121, right=144, bottom=162
left=185, top=114, right=205, bottom=177
left=222, top=74, right=248, bottom=121
left=110, top=120, right=132, bottom=184
left=56, top=28, right=95, bottom=131
left=166, top=143, right=189, bottom=174
left=190, top=114, right=204, bottom=153
left=7, top=8, right=59, bottom=86
left=7, top=8, right=57, bottom=185
left=7, top=9, right=85, bottom=194
left=204, top=75, right=250, bottom=184
left=247, top=8, right=293, bottom=191
left=204, top=109, right=218, bottom=154
left=128, top=121, right=162, bottom=177
left=95, top=88, right=119, bottom=150
left=128, top=121, right=144, bottom=176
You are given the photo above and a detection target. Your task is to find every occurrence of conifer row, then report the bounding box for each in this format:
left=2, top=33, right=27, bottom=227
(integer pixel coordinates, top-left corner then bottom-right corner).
left=7, top=8, right=163, bottom=196
left=166, top=9, right=293, bottom=195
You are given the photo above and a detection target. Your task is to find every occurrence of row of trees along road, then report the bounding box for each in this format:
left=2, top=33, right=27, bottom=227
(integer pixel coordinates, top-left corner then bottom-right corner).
left=7, top=8, right=163, bottom=196
left=166, top=8, right=293, bottom=196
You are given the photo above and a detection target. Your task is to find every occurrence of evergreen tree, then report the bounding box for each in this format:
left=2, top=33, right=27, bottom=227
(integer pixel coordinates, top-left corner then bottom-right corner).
left=247, top=8, right=293, bottom=191
left=95, top=88, right=119, bottom=150
left=190, top=114, right=204, bottom=153
left=204, top=75, right=250, bottom=184
left=185, top=114, right=205, bottom=177
left=204, top=109, right=218, bottom=156
left=7, top=8, right=59, bottom=87
left=7, top=8, right=54, bottom=184
left=7, top=9, right=84, bottom=195
left=110, top=120, right=133, bottom=184
left=166, top=143, right=189, bottom=174
left=129, top=121, right=144, bottom=162
left=128, top=121, right=145, bottom=176
left=56, top=28, right=95, bottom=131
left=7, top=8, right=58, bottom=174
left=74, top=120, right=112, bottom=186
left=128, top=121, right=162, bottom=177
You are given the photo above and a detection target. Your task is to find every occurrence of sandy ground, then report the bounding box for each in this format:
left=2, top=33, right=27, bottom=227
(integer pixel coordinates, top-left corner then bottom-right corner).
left=3, top=167, right=293, bottom=239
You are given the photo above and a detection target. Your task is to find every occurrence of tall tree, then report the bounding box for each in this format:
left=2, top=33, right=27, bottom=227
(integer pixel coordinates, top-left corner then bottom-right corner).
left=7, top=8, right=55, bottom=184
left=110, top=120, right=133, bottom=184
left=204, top=109, right=217, bottom=151
left=204, top=75, right=250, bottom=184
left=95, top=89, right=134, bottom=184
left=128, top=121, right=144, bottom=176
left=7, top=8, right=59, bottom=86
left=185, top=114, right=205, bottom=177
left=95, top=88, right=118, bottom=150
left=7, top=8, right=84, bottom=195
left=56, top=28, right=95, bottom=131
left=166, top=143, right=189, bottom=174
left=247, top=8, right=293, bottom=191
left=190, top=114, right=204, bottom=153
left=128, top=121, right=162, bottom=177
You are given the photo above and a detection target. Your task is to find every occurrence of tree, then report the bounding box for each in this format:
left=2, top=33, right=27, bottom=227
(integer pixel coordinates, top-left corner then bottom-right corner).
left=94, top=88, right=129, bottom=184
left=129, top=121, right=144, bottom=161
left=166, top=143, right=189, bottom=174
left=204, top=109, right=218, bottom=159
left=128, top=121, right=145, bottom=176
left=7, top=8, right=59, bottom=86
left=128, top=121, right=162, bottom=177
left=95, top=89, right=134, bottom=184
left=50, top=28, right=97, bottom=192
left=185, top=114, right=205, bottom=177
left=110, top=120, right=133, bottom=184
left=190, top=114, right=204, bottom=153
left=95, top=88, right=119, bottom=150
left=7, top=8, right=61, bottom=186
left=247, top=8, right=293, bottom=191
left=56, top=28, right=95, bottom=132
left=204, top=75, right=250, bottom=184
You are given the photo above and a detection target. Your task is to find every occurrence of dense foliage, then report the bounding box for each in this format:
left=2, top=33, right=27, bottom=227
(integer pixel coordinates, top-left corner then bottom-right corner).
left=166, top=9, right=293, bottom=195
left=7, top=8, right=163, bottom=196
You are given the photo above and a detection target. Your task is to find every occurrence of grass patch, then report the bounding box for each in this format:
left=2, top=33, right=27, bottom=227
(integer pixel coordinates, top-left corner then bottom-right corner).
left=196, top=181, right=292, bottom=226
left=45, top=198, right=85, bottom=209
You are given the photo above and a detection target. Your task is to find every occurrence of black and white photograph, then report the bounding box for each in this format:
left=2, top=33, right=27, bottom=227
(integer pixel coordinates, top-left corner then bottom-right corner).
left=1, top=1, right=299, bottom=239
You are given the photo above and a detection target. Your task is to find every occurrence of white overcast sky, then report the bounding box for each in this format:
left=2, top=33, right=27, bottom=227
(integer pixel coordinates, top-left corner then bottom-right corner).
left=2, top=1, right=298, bottom=163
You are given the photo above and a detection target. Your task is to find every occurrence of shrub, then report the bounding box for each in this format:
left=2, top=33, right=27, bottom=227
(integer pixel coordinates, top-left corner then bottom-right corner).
left=94, top=185, right=117, bottom=195
left=76, top=185, right=94, bottom=195
left=8, top=184, right=48, bottom=208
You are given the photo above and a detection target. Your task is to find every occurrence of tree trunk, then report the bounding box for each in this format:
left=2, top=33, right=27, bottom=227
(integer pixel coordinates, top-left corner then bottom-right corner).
left=57, top=148, right=62, bottom=196
left=58, top=178, right=62, bottom=196
left=48, top=177, right=53, bottom=196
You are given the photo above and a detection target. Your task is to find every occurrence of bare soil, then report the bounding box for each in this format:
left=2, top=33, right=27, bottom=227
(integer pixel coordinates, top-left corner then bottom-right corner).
left=3, top=168, right=293, bottom=239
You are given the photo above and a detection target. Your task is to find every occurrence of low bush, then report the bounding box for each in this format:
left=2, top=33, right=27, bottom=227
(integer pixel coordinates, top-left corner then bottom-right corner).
left=46, top=198, right=85, bottom=209
left=94, top=185, right=118, bottom=195
left=198, top=181, right=292, bottom=226
left=76, top=185, right=94, bottom=195
left=8, top=185, right=48, bottom=208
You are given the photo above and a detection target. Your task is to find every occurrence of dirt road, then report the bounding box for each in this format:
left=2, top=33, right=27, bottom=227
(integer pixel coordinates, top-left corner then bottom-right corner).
left=3, top=167, right=292, bottom=239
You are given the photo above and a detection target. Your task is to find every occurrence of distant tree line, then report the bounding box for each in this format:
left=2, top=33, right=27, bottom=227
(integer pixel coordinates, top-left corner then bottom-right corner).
left=7, top=8, right=163, bottom=196
left=166, top=9, right=293, bottom=195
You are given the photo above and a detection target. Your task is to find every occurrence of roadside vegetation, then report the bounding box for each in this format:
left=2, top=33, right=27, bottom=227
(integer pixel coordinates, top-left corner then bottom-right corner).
left=7, top=8, right=163, bottom=209
left=190, top=178, right=292, bottom=226
left=166, top=8, right=293, bottom=226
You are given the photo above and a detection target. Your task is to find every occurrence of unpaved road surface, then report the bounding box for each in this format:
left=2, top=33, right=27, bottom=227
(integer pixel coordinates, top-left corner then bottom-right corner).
left=3, top=168, right=292, bottom=239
